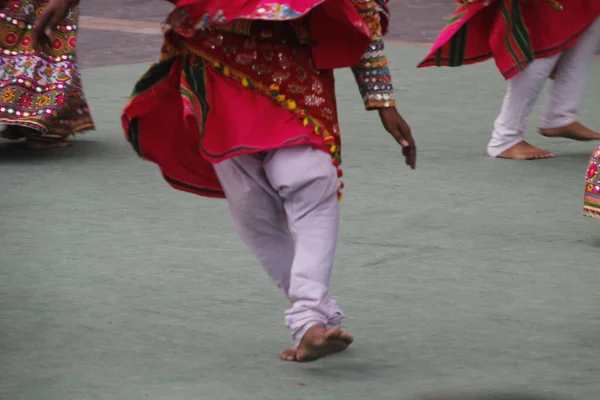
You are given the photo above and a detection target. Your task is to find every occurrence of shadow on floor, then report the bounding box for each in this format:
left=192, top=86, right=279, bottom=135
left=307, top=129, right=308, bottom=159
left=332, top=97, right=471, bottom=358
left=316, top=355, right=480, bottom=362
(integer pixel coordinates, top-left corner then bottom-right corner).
left=0, top=138, right=119, bottom=164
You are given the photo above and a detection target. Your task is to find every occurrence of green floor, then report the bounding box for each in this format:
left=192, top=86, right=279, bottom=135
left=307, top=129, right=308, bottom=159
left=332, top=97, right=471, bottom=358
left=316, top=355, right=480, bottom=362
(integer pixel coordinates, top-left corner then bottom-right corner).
left=1, top=46, right=599, bottom=400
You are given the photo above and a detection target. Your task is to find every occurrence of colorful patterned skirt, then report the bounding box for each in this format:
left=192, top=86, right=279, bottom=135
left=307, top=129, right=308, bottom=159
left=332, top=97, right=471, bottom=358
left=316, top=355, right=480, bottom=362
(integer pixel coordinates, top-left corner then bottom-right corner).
left=122, top=0, right=375, bottom=199
left=584, top=145, right=600, bottom=218
left=0, top=0, right=94, bottom=142
left=417, top=0, right=600, bottom=79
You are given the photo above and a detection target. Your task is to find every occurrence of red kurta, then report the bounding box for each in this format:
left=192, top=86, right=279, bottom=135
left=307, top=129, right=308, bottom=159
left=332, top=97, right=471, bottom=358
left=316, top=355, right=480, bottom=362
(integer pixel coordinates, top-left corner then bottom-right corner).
left=122, top=0, right=388, bottom=198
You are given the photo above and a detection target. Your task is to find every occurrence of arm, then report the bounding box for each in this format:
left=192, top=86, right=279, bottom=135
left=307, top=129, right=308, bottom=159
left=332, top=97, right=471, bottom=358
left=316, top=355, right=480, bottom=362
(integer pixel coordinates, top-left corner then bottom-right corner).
left=351, top=0, right=396, bottom=110
left=351, top=0, right=417, bottom=169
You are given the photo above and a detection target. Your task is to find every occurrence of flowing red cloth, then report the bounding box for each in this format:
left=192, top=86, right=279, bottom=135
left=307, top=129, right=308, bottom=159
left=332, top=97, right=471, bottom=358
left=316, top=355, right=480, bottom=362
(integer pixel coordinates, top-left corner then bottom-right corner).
left=417, top=0, right=600, bottom=79
left=122, top=0, right=379, bottom=198
left=123, top=58, right=325, bottom=197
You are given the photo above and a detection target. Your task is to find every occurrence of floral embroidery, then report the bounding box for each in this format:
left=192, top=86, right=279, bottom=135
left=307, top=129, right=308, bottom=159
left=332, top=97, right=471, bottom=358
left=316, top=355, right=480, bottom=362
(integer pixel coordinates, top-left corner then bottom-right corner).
left=584, top=144, right=600, bottom=218
left=351, top=0, right=396, bottom=110
left=18, top=93, right=32, bottom=107
left=2, top=87, right=14, bottom=101
left=36, top=94, right=50, bottom=107
left=587, top=163, right=598, bottom=180
left=244, top=4, right=305, bottom=19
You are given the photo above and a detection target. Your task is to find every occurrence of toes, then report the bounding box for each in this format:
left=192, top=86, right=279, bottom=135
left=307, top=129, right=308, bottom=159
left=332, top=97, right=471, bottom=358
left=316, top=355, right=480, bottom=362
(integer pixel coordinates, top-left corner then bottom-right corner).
left=324, top=326, right=342, bottom=341
left=280, top=348, right=298, bottom=362
left=340, top=332, right=354, bottom=345
left=536, top=150, right=554, bottom=159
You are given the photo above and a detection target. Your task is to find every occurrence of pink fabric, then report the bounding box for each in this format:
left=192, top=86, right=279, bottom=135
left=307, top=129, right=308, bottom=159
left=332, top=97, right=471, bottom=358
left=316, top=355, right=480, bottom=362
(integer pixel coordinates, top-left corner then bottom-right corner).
left=200, top=65, right=326, bottom=163
left=122, top=61, right=327, bottom=199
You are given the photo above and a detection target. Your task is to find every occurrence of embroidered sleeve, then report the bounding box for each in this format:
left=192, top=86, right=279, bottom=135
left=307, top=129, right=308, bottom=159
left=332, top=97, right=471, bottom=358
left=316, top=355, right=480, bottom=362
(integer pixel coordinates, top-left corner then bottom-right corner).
left=351, top=0, right=396, bottom=110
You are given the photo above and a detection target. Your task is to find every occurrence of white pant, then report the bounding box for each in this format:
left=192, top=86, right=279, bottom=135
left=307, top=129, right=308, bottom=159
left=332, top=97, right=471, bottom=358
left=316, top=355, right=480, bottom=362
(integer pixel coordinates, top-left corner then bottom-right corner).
left=213, top=145, right=343, bottom=345
left=487, top=17, right=600, bottom=157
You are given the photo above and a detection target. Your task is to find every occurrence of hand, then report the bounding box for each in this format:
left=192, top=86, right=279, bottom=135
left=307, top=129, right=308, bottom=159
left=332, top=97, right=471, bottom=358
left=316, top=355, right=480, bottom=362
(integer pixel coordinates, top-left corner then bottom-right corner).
left=378, top=107, right=416, bottom=170
left=31, top=0, right=71, bottom=53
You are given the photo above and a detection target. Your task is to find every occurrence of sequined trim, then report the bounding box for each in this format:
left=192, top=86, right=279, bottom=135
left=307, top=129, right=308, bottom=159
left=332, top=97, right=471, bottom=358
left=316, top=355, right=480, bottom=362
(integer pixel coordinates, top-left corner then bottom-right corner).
left=351, top=0, right=396, bottom=110
left=584, top=144, right=600, bottom=218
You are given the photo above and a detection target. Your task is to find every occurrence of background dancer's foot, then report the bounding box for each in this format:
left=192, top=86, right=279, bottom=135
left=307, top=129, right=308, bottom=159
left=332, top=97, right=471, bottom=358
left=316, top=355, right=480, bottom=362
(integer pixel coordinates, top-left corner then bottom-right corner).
left=539, top=121, right=600, bottom=141
left=25, top=138, right=71, bottom=150
left=496, top=141, right=555, bottom=160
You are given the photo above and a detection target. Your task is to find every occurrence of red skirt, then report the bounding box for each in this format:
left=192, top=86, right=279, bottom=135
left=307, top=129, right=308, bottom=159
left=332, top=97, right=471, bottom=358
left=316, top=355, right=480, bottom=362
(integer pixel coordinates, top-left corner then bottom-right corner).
left=418, top=0, right=600, bottom=79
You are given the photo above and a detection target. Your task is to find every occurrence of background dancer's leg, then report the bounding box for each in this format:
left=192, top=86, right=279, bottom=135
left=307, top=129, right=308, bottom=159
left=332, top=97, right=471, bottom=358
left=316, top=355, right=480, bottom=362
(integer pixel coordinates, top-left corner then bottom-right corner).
left=0, top=126, right=70, bottom=148
left=1, top=125, right=24, bottom=140
left=539, top=17, right=600, bottom=141
left=487, top=55, right=560, bottom=160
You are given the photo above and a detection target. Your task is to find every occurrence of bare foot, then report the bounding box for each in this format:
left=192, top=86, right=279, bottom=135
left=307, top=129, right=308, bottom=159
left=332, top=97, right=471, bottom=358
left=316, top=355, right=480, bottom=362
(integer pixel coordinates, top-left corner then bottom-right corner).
left=340, top=331, right=354, bottom=345
left=539, top=121, right=600, bottom=141
left=281, top=325, right=351, bottom=363
left=280, top=328, right=354, bottom=361
left=496, top=141, right=555, bottom=160
left=280, top=346, right=297, bottom=362
left=25, top=139, right=71, bottom=150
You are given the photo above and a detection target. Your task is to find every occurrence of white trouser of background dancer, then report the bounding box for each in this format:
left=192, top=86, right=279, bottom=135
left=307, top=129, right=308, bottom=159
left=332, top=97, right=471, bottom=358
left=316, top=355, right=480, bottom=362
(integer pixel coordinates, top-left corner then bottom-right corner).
left=213, top=145, right=344, bottom=346
left=487, top=16, right=600, bottom=158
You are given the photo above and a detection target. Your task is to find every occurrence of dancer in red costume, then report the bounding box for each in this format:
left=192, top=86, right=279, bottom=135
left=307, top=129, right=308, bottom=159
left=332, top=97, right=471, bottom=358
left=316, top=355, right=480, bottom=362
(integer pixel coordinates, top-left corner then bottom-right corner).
left=34, top=0, right=416, bottom=362
left=419, top=0, right=600, bottom=160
